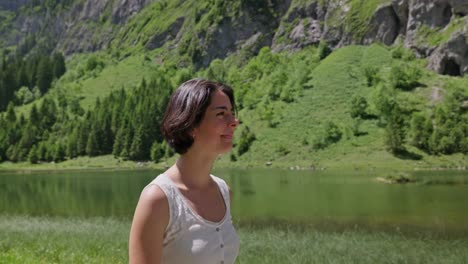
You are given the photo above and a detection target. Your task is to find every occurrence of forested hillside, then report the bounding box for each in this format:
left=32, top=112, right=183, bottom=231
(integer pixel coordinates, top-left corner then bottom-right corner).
left=0, top=0, right=466, bottom=169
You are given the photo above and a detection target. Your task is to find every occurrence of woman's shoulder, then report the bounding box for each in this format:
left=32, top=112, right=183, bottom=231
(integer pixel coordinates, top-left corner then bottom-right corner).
left=140, top=183, right=169, bottom=211
left=210, top=174, right=227, bottom=186
left=210, top=174, right=231, bottom=196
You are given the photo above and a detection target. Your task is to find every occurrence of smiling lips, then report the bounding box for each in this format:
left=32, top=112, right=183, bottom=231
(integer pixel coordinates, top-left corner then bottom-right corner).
left=221, top=134, right=233, bottom=140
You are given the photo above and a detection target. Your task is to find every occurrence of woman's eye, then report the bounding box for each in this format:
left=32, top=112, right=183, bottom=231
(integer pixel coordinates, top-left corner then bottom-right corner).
left=216, top=112, right=225, bottom=116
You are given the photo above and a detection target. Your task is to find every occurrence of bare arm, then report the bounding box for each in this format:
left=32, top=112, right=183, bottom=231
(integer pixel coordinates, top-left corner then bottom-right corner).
left=129, top=185, right=169, bottom=264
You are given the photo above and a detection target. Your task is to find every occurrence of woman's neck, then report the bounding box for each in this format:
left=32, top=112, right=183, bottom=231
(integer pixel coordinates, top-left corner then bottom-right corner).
left=170, top=149, right=217, bottom=190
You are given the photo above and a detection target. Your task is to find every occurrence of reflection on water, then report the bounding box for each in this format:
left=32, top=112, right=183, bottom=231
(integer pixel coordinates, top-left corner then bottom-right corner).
left=0, top=168, right=467, bottom=237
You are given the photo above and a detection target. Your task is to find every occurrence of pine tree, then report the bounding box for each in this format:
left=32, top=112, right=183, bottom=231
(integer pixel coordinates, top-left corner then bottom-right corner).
left=37, top=143, right=47, bottom=161
left=77, top=123, right=89, bottom=155
left=28, top=145, right=39, bottom=164
left=29, top=103, right=40, bottom=127
left=39, top=98, right=57, bottom=129
left=130, top=126, right=146, bottom=160
left=113, top=124, right=126, bottom=157
left=86, top=127, right=100, bottom=156
left=66, top=129, right=78, bottom=158
left=36, top=56, right=53, bottom=94
left=16, top=64, right=29, bottom=88
left=53, top=143, right=66, bottom=162
left=52, top=52, right=66, bottom=78
left=0, top=79, right=6, bottom=111
left=6, top=102, right=16, bottom=123
left=18, top=124, right=37, bottom=150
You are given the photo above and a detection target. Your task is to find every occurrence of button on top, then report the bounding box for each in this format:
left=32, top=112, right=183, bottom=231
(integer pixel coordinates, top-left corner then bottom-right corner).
left=220, top=244, right=224, bottom=248
left=216, top=227, right=220, bottom=232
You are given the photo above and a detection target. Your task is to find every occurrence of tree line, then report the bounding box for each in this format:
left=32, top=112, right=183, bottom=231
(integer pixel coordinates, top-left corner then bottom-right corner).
left=0, top=48, right=66, bottom=111
left=0, top=74, right=175, bottom=163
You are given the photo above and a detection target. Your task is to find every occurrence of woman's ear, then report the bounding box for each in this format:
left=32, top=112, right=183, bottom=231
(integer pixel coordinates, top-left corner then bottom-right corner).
left=191, top=128, right=198, bottom=139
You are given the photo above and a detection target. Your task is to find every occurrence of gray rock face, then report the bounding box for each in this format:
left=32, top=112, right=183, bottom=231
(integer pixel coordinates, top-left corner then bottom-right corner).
left=270, top=0, right=467, bottom=76
left=392, top=0, right=409, bottom=35
left=200, top=15, right=275, bottom=67
left=3, top=0, right=468, bottom=76
left=191, top=1, right=291, bottom=68
left=112, top=0, right=154, bottom=24
left=449, top=0, right=468, bottom=16
left=80, top=0, right=110, bottom=22
left=0, top=0, right=29, bottom=11
left=406, top=0, right=453, bottom=49
left=363, top=4, right=399, bottom=45
left=322, top=0, right=347, bottom=47
left=4, top=0, right=156, bottom=55
left=272, top=18, right=322, bottom=52
left=428, top=31, right=468, bottom=76
left=145, top=17, right=185, bottom=50
left=272, top=1, right=330, bottom=52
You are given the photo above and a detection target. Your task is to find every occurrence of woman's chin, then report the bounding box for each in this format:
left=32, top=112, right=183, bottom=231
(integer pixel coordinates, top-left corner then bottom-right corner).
left=218, top=144, right=233, bottom=154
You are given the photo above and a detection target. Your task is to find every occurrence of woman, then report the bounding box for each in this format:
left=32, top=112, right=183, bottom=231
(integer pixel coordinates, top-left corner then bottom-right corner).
left=129, top=79, right=240, bottom=264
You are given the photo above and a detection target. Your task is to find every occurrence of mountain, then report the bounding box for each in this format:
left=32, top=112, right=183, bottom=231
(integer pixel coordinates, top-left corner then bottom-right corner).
left=0, top=0, right=466, bottom=169
left=1, top=0, right=467, bottom=74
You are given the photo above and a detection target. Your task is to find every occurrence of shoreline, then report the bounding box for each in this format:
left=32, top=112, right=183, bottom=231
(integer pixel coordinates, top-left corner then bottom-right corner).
left=0, top=153, right=466, bottom=173
left=1, top=159, right=466, bottom=173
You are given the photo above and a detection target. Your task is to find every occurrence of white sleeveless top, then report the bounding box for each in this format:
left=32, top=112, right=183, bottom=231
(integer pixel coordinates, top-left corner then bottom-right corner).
left=146, top=174, right=240, bottom=264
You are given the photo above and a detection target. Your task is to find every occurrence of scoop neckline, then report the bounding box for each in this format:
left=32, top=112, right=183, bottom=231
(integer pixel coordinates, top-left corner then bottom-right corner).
left=162, top=173, right=228, bottom=227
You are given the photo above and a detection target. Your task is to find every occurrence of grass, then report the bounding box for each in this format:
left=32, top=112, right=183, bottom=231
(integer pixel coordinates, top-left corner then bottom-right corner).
left=344, top=0, right=392, bottom=41
left=218, top=44, right=467, bottom=170
left=1, top=215, right=467, bottom=264
left=416, top=16, right=467, bottom=47
left=111, top=0, right=190, bottom=52
left=0, top=154, right=172, bottom=172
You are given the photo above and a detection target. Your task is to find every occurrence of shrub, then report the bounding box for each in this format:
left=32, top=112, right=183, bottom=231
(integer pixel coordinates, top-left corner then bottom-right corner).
left=150, top=141, right=165, bottom=163
left=313, top=121, right=342, bottom=149
left=390, top=63, right=421, bottom=91
left=317, top=40, right=331, bottom=60
left=276, top=145, right=290, bottom=156
left=86, top=56, right=104, bottom=72
left=409, top=112, right=432, bottom=151
left=350, top=96, right=368, bottom=119
left=238, top=126, right=256, bottom=156
left=391, top=45, right=415, bottom=61
left=384, top=102, right=406, bottom=154
left=363, top=66, right=379, bottom=86
left=15, top=86, right=34, bottom=105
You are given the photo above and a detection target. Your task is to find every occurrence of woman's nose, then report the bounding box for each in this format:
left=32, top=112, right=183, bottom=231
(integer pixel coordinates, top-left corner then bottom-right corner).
left=230, top=117, right=239, bottom=128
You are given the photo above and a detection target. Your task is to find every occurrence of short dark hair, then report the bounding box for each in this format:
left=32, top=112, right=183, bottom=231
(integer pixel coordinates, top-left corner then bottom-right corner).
left=161, top=79, right=236, bottom=154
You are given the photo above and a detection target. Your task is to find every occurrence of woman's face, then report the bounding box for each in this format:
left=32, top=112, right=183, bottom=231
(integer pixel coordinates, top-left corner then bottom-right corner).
left=191, top=89, right=239, bottom=155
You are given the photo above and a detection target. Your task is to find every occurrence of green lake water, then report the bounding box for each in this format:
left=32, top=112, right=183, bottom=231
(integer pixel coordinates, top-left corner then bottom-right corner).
left=1, top=168, right=467, bottom=238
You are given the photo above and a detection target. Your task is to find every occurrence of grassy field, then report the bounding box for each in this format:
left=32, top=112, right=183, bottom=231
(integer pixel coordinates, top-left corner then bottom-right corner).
left=1, top=215, right=467, bottom=264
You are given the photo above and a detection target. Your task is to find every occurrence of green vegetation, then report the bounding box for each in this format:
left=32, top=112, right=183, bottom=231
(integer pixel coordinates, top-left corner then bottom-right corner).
left=344, top=0, right=392, bottom=41
left=1, top=0, right=467, bottom=171
left=1, top=43, right=467, bottom=170
left=416, top=16, right=467, bottom=46
left=1, top=215, right=467, bottom=264
left=0, top=49, right=66, bottom=111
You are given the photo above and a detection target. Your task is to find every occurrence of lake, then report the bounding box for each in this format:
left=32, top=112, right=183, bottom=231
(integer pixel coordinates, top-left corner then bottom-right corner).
left=1, top=168, right=467, bottom=238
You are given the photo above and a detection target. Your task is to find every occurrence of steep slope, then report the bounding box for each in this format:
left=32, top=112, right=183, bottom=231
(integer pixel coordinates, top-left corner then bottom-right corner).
left=0, top=0, right=467, bottom=169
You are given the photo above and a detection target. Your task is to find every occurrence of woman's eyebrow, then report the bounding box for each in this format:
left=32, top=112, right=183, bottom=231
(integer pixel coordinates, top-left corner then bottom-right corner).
left=213, top=106, right=234, bottom=111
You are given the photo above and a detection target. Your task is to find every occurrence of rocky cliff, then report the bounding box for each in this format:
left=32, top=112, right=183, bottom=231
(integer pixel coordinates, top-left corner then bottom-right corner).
left=270, top=0, right=467, bottom=76
left=1, top=0, right=467, bottom=76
